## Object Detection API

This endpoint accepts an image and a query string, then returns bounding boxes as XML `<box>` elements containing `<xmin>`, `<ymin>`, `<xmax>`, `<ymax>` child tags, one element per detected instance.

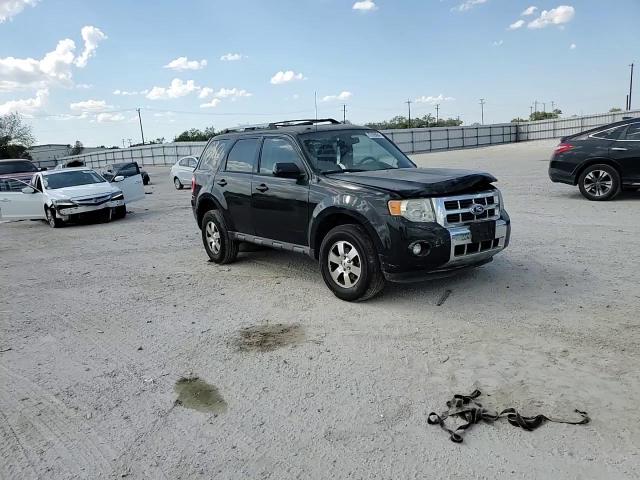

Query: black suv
<box><xmin>192</xmin><ymin>119</ymin><xmax>510</xmax><ymax>301</ymax></box>
<box><xmin>549</xmin><ymin>117</ymin><xmax>640</xmax><ymax>200</ymax></box>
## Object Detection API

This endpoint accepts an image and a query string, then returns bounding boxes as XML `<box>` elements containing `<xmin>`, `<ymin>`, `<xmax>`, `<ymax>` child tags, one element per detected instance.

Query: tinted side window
<box><xmin>591</xmin><ymin>126</ymin><xmax>625</xmax><ymax>140</ymax></box>
<box><xmin>226</xmin><ymin>139</ymin><xmax>259</xmax><ymax>173</ymax></box>
<box><xmin>118</xmin><ymin>163</ymin><xmax>139</xmax><ymax>177</ymax></box>
<box><xmin>260</xmin><ymin>138</ymin><xmax>303</xmax><ymax>175</ymax></box>
<box><xmin>198</xmin><ymin>140</ymin><xmax>230</xmax><ymax>172</ymax></box>
<box><xmin>622</xmin><ymin>123</ymin><xmax>640</xmax><ymax>141</ymax></box>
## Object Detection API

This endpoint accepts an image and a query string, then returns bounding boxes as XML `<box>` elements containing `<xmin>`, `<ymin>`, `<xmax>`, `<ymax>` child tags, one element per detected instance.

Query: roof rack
<box><xmin>269</xmin><ymin>118</ymin><xmax>341</xmax><ymax>128</ymax></box>
<box><xmin>221</xmin><ymin>123</ymin><xmax>274</xmax><ymax>134</ymax></box>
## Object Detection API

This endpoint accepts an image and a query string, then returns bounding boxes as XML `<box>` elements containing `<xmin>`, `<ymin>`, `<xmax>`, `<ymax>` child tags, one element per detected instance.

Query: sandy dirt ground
<box><xmin>1</xmin><ymin>139</ymin><xmax>639</xmax><ymax>479</ymax></box>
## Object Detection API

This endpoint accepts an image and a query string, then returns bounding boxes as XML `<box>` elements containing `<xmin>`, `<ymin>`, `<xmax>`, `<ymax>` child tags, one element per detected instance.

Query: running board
<box><xmin>230</xmin><ymin>232</ymin><xmax>310</xmax><ymax>255</ymax></box>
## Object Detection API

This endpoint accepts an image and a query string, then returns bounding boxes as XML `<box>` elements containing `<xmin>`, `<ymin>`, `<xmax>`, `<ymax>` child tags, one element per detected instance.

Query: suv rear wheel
<box><xmin>201</xmin><ymin>210</ymin><xmax>239</xmax><ymax>264</ymax></box>
<box><xmin>578</xmin><ymin>164</ymin><xmax>620</xmax><ymax>201</ymax></box>
<box><xmin>320</xmin><ymin>224</ymin><xmax>385</xmax><ymax>302</ymax></box>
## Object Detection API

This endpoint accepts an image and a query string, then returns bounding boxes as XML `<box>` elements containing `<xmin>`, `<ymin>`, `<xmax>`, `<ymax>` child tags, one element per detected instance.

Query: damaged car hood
<box><xmin>46</xmin><ymin>182</ymin><xmax>118</xmax><ymax>200</ymax></box>
<box><xmin>325</xmin><ymin>168</ymin><xmax>497</xmax><ymax>197</ymax></box>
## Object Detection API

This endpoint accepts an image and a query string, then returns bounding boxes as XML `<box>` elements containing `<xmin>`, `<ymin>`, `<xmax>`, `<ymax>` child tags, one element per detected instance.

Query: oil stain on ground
<box><xmin>174</xmin><ymin>377</ymin><xmax>227</xmax><ymax>414</ymax></box>
<box><xmin>233</xmin><ymin>323</ymin><xmax>305</xmax><ymax>352</ymax></box>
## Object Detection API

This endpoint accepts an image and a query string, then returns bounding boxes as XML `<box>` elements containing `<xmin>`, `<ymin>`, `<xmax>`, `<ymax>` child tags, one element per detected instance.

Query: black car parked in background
<box><xmin>549</xmin><ymin>117</ymin><xmax>640</xmax><ymax>200</ymax></box>
<box><xmin>102</xmin><ymin>161</ymin><xmax>150</xmax><ymax>185</ymax></box>
<box><xmin>191</xmin><ymin>119</ymin><xmax>510</xmax><ymax>301</ymax></box>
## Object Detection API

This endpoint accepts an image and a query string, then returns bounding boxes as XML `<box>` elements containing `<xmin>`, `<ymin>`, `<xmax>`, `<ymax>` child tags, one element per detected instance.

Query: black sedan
<box><xmin>549</xmin><ymin>117</ymin><xmax>640</xmax><ymax>200</ymax></box>
<box><xmin>102</xmin><ymin>162</ymin><xmax>150</xmax><ymax>185</ymax></box>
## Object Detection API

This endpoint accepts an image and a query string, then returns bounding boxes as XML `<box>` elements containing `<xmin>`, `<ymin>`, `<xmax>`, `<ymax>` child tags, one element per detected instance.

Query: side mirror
<box><xmin>273</xmin><ymin>162</ymin><xmax>304</xmax><ymax>179</ymax></box>
<box><xmin>21</xmin><ymin>186</ymin><xmax>36</xmax><ymax>194</ymax></box>
<box><xmin>113</xmin><ymin>175</ymin><xmax>125</xmax><ymax>182</ymax></box>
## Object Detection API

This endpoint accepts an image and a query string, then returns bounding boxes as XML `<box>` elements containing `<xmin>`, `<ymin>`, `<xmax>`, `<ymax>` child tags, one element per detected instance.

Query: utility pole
<box><xmin>551</xmin><ymin>101</ymin><xmax>556</xmax><ymax>112</ymax></box>
<box><xmin>534</xmin><ymin>100</ymin><xmax>538</xmax><ymax>114</ymax></box>
<box><xmin>529</xmin><ymin>105</ymin><xmax>534</xmax><ymax>117</ymax></box>
<box><xmin>628</xmin><ymin>63</ymin><xmax>634</xmax><ymax>110</ymax></box>
<box><xmin>122</xmin><ymin>139</ymin><xmax>126</xmax><ymax>148</ymax></box>
<box><xmin>542</xmin><ymin>102</ymin><xmax>546</xmax><ymax>113</ymax></box>
<box><xmin>435</xmin><ymin>104</ymin><xmax>440</xmax><ymax>124</ymax></box>
<box><xmin>127</xmin><ymin>138</ymin><xmax>133</xmax><ymax>148</ymax></box>
<box><xmin>342</xmin><ymin>104</ymin><xmax>347</xmax><ymax>123</ymax></box>
<box><xmin>136</xmin><ymin>108</ymin><xmax>145</xmax><ymax>145</ymax></box>
<box><xmin>479</xmin><ymin>98</ymin><xmax>486</xmax><ymax>125</ymax></box>
<box><xmin>405</xmin><ymin>99</ymin><xmax>412</xmax><ymax>128</ymax></box>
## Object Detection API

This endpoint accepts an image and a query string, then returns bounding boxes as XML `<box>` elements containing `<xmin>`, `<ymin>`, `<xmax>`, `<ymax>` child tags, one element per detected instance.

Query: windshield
<box><xmin>0</xmin><ymin>161</ymin><xmax>38</xmax><ymax>175</ymax></box>
<box><xmin>299</xmin><ymin>129</ymin><xmax>415</xmax><ymax>174</ymax></box>
<box><xmin>44</xmin><ymin>170</ymin><xmax>106</xmax><ymax>190</ymax></box>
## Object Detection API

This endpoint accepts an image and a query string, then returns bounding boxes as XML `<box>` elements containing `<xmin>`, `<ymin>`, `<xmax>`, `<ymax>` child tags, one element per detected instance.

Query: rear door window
<box><xmin>197</xmin><ymin>140</ymin><xmax>230</xmax><ymax>172</ymax></box>
<box><xmin>591</xmin><ymin>126</ymin><xmax>626</xmax><ymax>140</ymax></box>
<box><xmin>622</xmin><ymin>123</ymin><xmax>640</xmax><ymax>141</ymax></box>
<box><xmin>225</xmin><ymin>139</ymin><xmax>259</xmax><ymax>173</ymax></box>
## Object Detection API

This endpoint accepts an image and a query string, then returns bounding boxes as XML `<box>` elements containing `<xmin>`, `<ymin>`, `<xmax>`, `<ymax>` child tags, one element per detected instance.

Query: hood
<box><xmin>325</xmin><ymin>168</ymin><xmax>497</xmax><ymax>197</ymax></box>
<box><xmin>46</xmin><ymin>182</ymin><xmax>118</xmax><ymax>200</ymax></box>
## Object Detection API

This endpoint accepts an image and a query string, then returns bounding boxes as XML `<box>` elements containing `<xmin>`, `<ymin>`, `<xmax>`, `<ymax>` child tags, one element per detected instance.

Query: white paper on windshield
<box><xmin>365</xmin><ymin>131</ymin><xmax>384</xmax><ymax>139</ymax></box>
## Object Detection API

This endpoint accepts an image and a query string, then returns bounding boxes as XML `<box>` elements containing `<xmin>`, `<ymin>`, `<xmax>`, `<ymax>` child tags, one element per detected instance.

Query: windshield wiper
<box><xmin>322</xmin><ymin>168</ymin><xmax>366</xmax><ymax>174</ymax></box>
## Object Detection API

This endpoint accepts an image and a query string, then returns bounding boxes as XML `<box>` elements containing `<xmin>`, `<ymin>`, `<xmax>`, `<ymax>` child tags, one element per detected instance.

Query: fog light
<box><xmin>412</xmin><ymin>243</ymin><xmax>423</xmax><ymax>256</ymax></box>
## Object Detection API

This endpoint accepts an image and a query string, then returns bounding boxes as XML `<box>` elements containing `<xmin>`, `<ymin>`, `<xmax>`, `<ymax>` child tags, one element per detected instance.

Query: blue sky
<box><xmin>1</xmin><ymin>0</ymin><xmax>638</xmax><ymax>146</ymax></box>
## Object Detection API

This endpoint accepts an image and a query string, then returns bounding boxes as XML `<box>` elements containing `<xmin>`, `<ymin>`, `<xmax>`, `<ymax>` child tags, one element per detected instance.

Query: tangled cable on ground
<box><xmin>428</xmin><ymin>389</ymin><xmax>590</xmax><ymax>443</ymax></box>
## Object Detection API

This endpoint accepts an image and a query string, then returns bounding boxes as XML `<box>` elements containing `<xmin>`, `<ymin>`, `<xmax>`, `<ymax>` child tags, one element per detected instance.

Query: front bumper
<box><xmin>55</xmin><ymin>199</ymin><xmax>124</xmax><ymax>218</ymax></box>
<box><xmin>381</xmin><ymin>215</ymin><xmax>510</xmax><ymax>283</ymax></box>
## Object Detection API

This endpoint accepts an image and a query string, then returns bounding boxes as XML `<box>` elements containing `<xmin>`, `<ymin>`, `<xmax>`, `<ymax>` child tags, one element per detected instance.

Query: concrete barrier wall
<box><xmin>49</xmin><ymin>109</ymin><xmax>640</xmax><ymax>168</ymax></box>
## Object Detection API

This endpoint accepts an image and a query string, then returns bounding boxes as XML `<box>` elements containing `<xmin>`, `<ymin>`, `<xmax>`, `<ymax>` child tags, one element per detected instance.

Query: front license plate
<box><xmin>470</xmin><ymin>221</ymin><xmax>496</xmax><ymax>243</ymax></box>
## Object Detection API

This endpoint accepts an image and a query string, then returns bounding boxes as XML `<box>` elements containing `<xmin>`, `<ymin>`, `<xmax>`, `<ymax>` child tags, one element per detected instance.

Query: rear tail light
<box><xmin>554</xmin><ymin>143</ymin><xmax>574</xmax><ymax>154</ymax></box>
<box><xmin>191</xmin><ymin>176</ymin><xmax>196</xmax><ymax>192</ymax></box>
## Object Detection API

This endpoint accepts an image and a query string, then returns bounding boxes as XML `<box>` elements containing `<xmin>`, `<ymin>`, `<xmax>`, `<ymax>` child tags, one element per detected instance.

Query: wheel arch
<box><xmin>573</xmin><ymin>158</ymin><xmax>622</xmax><ymax>185</ymax></box>
<box><xmin>195</xmin><ymin>193</ymin><xmax>224</xmax><ymax>229</ymax></box>
<box><xmin>310</xmin><ymin>207</ymin><xmax>385</xmax><ymax>260</ymax></box>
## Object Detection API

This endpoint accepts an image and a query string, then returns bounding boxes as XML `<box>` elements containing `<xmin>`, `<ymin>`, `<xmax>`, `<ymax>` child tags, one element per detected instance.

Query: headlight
<box><xmin>111</xmin><ymin>192</ymin><xmax>124</xmax><ymax>201</ymax></box>
<box><xmin>388</xmin><ymin>199</ymin><xmax>435</xmax><ymax>222</ymax></box>
<box><xmin>52</xmin><ymin>199</ymin><xmax>76</xmax><ymax>208</ymax></box>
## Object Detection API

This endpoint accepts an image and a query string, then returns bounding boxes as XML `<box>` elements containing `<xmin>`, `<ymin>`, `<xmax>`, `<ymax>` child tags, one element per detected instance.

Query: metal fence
<box><xmin>49</xmin><ymin>109</ymin><xmax>640</xmax><ymax>168</ymax></box>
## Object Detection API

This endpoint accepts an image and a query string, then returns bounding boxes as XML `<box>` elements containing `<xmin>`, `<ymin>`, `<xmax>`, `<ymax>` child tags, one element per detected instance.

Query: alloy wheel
<box><xmin>583</xmin><ymin>170</ymin><xmax>613</xmax><ymax>197</ymax></box>
<box><xmin>328</xmin><ymin>240</ymin><xmax>362</xmax><ymax>288</ymax></box>
<box><xmin>205</xmin><ymin>221</ymin><xmax>221</xmax><ymax>254</ymax></box>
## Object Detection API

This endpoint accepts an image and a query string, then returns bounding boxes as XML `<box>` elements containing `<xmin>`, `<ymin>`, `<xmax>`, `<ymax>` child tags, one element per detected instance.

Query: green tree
<box><xmin>0</xmin><ymin>112</ymin><xmax>35</xmax><ymax>159</ymax></box>
<box><xmin>529</xmin><ymin>109</ymin><xmax>562</xmax><ymax>121</ymax></box>
<box><xmin>365</xmin><ymin>115</ymin><xmax>462</xmax><ymax>130</ymax></box>
<box><xmin>511</xmin><ymin>117</ymin><xmax>528</xmax><ymax>123</ymax></box>
<box><xmin>174</xmin><ymin>126</ymin><xmax>217</xmax><ymax>142</ymax></box>
<box><xmin>609</xmin><ymin>107</ymin><xmax>622</xmax><ymax>113</ymax></box>
<box><xmin>70</xmin><ymin>140</ymin><xmax>84</xmax><ymax>155</ymax></box>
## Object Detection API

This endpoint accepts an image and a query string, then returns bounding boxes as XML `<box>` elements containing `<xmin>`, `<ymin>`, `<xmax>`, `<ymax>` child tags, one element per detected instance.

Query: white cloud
<box><xmin>352</xmin><ymin>1</ymin><xmax>377</xmax><ymax>12</ymax></box>
<box><xmin>69</xmin><ymin>99</ymin><xmax>112</xmax><ymax>112</ymax></box>
<box><xmin>113</xmin><ymin>89</ymin><xmax>147</xmax><ymax>96</ymax></box>
<box><xmin>163</xmin><ymin>57</ymin><xmax>207</xmax><ymax>71</ymax></box>
<box><xmin>493</xmin><ymin>40</ymin><xmax>504</xmax><ymax>46</ymax></box>
<box><xmin>270</xmin><ymin>70</ymin><xmax>305</xmax><ymax>85</ymax></box>
<box><xmin>199</xmin><ymin>87</ymin><xmax>214</xmax><ymax>99</ymax></box>
<box><xmin>220</xmin><ymin>53</ymin><xmax>244</xmax><ymax>61</ymax></box>
<box><xmin>528</xmin><ymin>5</ymin><xmax>575</xmax><ymax>29</ymax></box>
<box><xmin>508</xmin><ymin>19</ymin><xmax>525</xmax><ymax>30</ymax></box>
<box><xmin>522</xmin><ymin>6</ymin><xmax>538</xmax><ymax>16</ymax></box>
<box><xmin>214</xmin><ymin>87</ymin><xmax>252</xmax><ymax>99</ymax></box>
<box><xmin>321</xmin><ymin>91</ymin><xmax>353</xmax><ymax>102</ymax></box>
<box><xmin>0</xmin><ymin>0</ymin><xmax>38</xmax><ymax>23</ymax></box>
<box><xmin>96</xmin><ymin>112</ymin><xmax>125</xmax><ymax>123</ymax></box>
<box><xmin>453</xmin><ymin>0</ymin><xmax>487</xmax><ymax>12</ymax></box>
<box><xmin>146</xmin><ymin>78</ymin><xmax>199</xmax><ymax>100</ymax></box>
<box><xmin>200</xmin><ymin>98</ymin><xmax>221</xmax><ymax>108</ymax></box>
<box><xmin>74</xmin><ymin>26</ymin><xmax>107</xmax><ymax>68</ymax></box>
<box><xmin>0</xmin><ymin>88</ymin><xmax>48</xmax><ymax>115</ymax></box>
<box><xmin>570</xmin><ymin>43</ymin><xmax>577</xmax><ymax>50</ymax></box>
<box><xmin>415</xmin><ymin>94</ymin><xmax>455</xmax><ymax>105</ymax></box>
<box><xmin>76</xmin><ymin>83</ymin><xmax>92</xmax><ymax>89</ymax></box>
<box><xmin>0</xmin><ymin>26</ymin><xmax>105</xmax><ymax>92</ymax></box>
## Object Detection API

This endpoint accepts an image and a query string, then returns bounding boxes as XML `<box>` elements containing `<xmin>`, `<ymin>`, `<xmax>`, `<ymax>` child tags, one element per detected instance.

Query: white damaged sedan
<box><xmin>0</xmin><ymin>167</ymin><xmax>144</xmax><ymax>227</ymax></box>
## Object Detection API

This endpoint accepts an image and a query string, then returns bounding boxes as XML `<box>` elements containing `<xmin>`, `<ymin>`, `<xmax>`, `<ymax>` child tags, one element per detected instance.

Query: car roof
<box><xmin>0</xmin><ymin>158</ymin><xmax>35</xmax><ymax>163</ymax></box>
<box><xmin>214</xmin><ymin>122</ymin><xmax>372</xmax><ymax>140</ymax></box>
<box><xmin>42</xmin><ymin>167</ymin><xmax>97</xmax><ymax>176</ymax></box>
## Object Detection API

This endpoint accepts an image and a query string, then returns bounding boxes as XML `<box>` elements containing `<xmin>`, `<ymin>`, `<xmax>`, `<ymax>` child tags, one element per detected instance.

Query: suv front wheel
<box><xmin>201</xmin><ymin>210</ymin><xmax>239</xmax><ymax>264</ymax></box>
<box><xmin>319</xmin><ymin>224</ymin><xmax>385</xmax><ymax>302</ymax></box>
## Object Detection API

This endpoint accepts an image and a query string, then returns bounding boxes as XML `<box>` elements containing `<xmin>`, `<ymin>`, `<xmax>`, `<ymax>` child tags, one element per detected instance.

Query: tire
<box><xmin>99</xmin><ymin>208</ymin><xmax>112</xmax><ymax>223</ymax></box>
<box><xmin>143</xmin><ymin>175</ymin><xmax>150</xmax><ymax>186</ymax></box>
<box><xmin>201</xmin><ymin>210</ymin><xmax>239</xmax><ymax>264</ymax></box>
<box><xmin>45</xmin><ymin>207</ymin><xmax>62</xmax><ymax>228</ymax></box>
<box><xmin>174</xmin><ymin>177</ymin><xmax>183</xmax><ymax>190</ymax></box>
<box><xmin>578</xmin><ymin>164</ymin><xmax>621</xmax><ymax>201</ymax></box>
<box><xmin>114</xmin><ymin>205</ymin><xmax>127</xmax><ymax>219</ymax></box>
<box><xmin>319</xmin><ymin>224</ymin><xmax>385</xmax><ymax>302</ymax></box>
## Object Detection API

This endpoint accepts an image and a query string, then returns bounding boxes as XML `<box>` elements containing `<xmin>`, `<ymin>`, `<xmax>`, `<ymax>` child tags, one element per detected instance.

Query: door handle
<box><xmin>217</xmin><ymin>179</ymin><xmax>227</xmax><ymax>187</ymax></box>
<box><xmin>611</xmin><ymin>147</ymin><xmax>628</xmax><ymax>151</ymax></box>
<box><xmin>255</xmin><ymin>184</ymin><xmax>269</xmax><ymax>193</ymax></box>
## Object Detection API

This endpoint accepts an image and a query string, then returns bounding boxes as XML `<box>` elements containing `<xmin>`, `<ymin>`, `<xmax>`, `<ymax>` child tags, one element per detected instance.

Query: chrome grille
<box><xmin>434</xmin><ymin>191</ymin><xmax>501</xmax><ymax>227</ymax></box>
<box><xmin>74</xmin><ymin>194</ymin><xmax>112</xmax><ymax>206</ymax></box>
